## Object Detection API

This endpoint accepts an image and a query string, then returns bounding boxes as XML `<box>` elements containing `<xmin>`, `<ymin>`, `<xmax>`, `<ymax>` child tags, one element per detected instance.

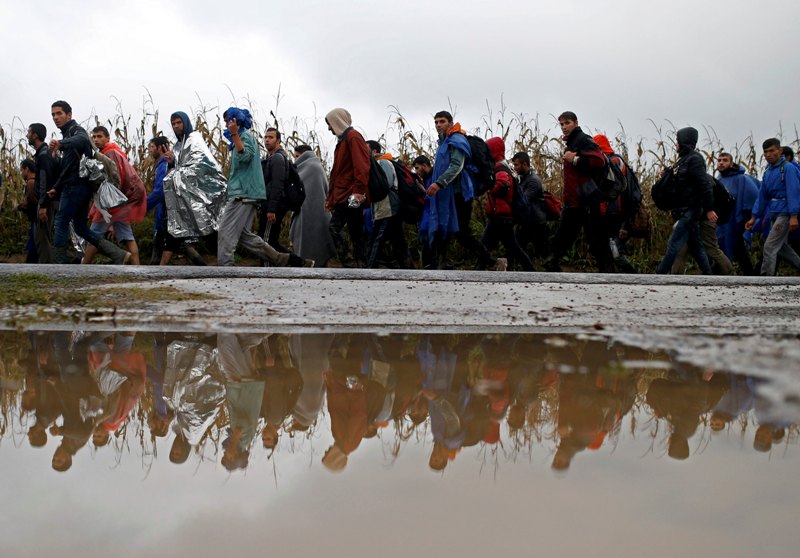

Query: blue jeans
<box><xmin>657</xmin><ymin>208</ymin><xmax>712</xmax><ymax>274</ymax></box>
<box><xmin>53</xmin><ymin>185</ymin><xmax>101</xmax><ymax>250</ymax></box>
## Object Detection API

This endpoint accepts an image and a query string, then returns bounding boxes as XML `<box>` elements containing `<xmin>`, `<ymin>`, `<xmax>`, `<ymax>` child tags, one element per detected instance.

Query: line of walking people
<box><xmin>13</xmin><ymin>101</ymin><xmax>800</xmax><ymax>275</ymax></box>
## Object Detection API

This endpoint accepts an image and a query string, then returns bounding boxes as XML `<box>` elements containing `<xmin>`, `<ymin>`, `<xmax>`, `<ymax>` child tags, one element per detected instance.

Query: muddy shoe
<box><xmin>185</xmin><ymin>245</ymin><xmax>207</xmax><ymax>266</ymax></box>
<box><xmin>493</xmin><ymin>258</ymin><xmax>508</xmax><ymax>272</ymax></box>
<box><xmin>287</xmin><ymin>253</ymin><xmax>314</xmax><ymax>268</ymax></box>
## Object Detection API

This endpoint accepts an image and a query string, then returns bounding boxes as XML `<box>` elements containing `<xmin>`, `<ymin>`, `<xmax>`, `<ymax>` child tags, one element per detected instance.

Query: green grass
<box><xmin>0</xmin><ymin>273</ymin><xmax>215</xmax><ymax>309</ymax></box>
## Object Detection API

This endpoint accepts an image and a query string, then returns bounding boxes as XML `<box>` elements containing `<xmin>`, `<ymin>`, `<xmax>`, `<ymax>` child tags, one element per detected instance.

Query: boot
<box><xmin>97</xmin><ymin>238</ymin><xmax>131</xmax><ymax>265</ymax></box>
<box><xmin>287</xmin><ymin>253</ymin><xmax>315</xmax><ymax>268</ymax></box>
<box><xmin>184</xmin><ymin>245</ymin><xmax>207</xmax><ymax>266</ymax></box>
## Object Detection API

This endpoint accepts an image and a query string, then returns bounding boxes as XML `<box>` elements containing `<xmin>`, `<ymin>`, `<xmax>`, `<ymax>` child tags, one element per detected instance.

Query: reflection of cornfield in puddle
<box><xmin>2</xmin><ymin>94</ymin><xmax>798</xmax><ymax>270</ymax></box>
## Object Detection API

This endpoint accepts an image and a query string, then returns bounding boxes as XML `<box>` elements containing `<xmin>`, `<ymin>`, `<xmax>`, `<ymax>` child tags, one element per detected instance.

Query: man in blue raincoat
<box><xmin>421</xmin><ymin>111</ymin><xmax>504</xmax><ymax>271</ymax></box>
<box><xmin>715</xmin><ymin>152</ymin><xmax>759</xmax><ymax>275</ymax></box>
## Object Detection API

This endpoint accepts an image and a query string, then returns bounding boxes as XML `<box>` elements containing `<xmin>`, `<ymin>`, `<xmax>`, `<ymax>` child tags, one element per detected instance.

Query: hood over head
<box><xmin>486</xmin><ymin>137</ymin><xmax>506</xmax><ymax>163</ymax></box>
<box><xmin>676</xmin><ymin>127</ymin><xmax>699</xmax><ymax>149</ymax></box>
<box><xmin>170</xmin><ymin>111</ymin><xmax>194</xmax><ymax>142</ymax></box>
<box><xmin>592</xmin><ymin>134</ymin><xmax>614</xmax><ymax>155</ymax></box>
<box><xmin>325</xmin><ymin>108</ymin><xmax>352</xmax><ymax>137</ymax></box>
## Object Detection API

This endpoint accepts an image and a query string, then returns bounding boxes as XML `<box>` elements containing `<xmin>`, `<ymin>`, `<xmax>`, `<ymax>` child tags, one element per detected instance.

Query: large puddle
<box><xmin>1</xmin><ymin>330</ymin><xmax>799</xmax><ymax>557</ymax></box>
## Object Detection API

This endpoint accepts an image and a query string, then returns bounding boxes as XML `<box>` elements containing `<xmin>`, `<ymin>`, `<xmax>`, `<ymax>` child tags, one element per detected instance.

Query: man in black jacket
<box><xmin>259</xmin><ymin>127</ymin><xmax>289</xmax><ymax>252</ymax></box>
<box><xmin>655</xmin><ymin>127</ymin><xmax>714</xmax><ymax>274</ymax></box>
<box><xmin>512</xmin><ymin>151</ymin><xmax>550</xmax><ymax>263</ymax></box>
<box><xmin>46</xmin><ymin>100</ymin><xmax>130</xmax><ymax>265</ymax></box>
<box><xmin>28</xmin><ymin>123</ymin><xmax>60</xmax><ymax>263</ymax></box>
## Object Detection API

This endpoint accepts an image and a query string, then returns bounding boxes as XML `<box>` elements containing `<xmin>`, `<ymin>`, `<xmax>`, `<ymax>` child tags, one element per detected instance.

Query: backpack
<box><xmin>543</xmin><ymin>191</ymin><xmax>563</xmax><ymax>221</ymax></box>
<box><xmin>390</xmin><ymin>159</ymin><xmax>426</xmax><ymax>224</ymax></box>
<box><xmin>624</xmin><ymin>163</ymin><xmax>651</xmax><ymax>238</ymax></box>
<box><xmin>368</xmin><ymin>157</ymin><xmax>390</xmax><ymax>203</ymax></box>
<box><xmin>651</xmin><ymin>167</ymin><xmax>681</xmax><ymax>211</ymax></box>
<box><xmin>711</xmin><ymin>176</ymin><xmax>735</xmax><ymax>225</ymax></box>
<box><xmin>496</xmin><ymin>162</ymin><xmax>530</xmax><ymax>224</ymax></box>
<box><xmin>284</xmin><ymin>159</ymin><xmax>306</xmax><ymax>213</ymax></box>
<box><xmin>596</xmin><ymin>154</ymin><xmax>628</xmax><ymax>200</ymax></box>
<box><xmin>466</xmin><ymin>135</ymin><xmax>496</xmax><ymax>197</ymax></box>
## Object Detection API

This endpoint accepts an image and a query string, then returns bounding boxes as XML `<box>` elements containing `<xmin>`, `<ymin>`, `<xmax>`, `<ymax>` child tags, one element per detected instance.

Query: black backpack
<box><xmin>390</xmin><ymin>159</ymin><xmax>426</xmax><ymax>224</ymax></box>
<box><xmin>651</xmin><ymin>167</ymin><xmax>681</xmax><ymax>211</ymax></box>
<box><xmin>368</xmin><ymin>157</ymin><xmax>390</xmax><ymax>203</ymax></box>
<box><xmin>284</xmin><ymin>159</ymin><xmax>306</xmax><ymax>213</ymax></box>
<box><xmin>596</xmin><ymin>154</ymin><xmax>628</xmax><ymax>200</ymax></box>
<box><xmin>466</xmin><ymin>135</ymin><xmax>495</xmax><ymax>197</ymax></box>
<box><xmin>711</xmin><ymin>176</ymin><xmax>735</xmax><ymax>225</ymax></box>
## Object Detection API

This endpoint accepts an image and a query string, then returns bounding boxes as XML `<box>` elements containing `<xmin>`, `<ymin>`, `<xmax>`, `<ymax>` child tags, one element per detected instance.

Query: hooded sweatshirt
<box><xmin>170</xmin><ymin>111</ymin><xmax>194</xmax><ymax>150</ymax></box>
<box><xmin>674</xmin><ymin>127</ymin><xmax>714</xmax><ymax>213</ymax></box>
<box><xmin>325</xmin><ymin>108</ymin><xmax>371</xmax><ymax>207</ymax></box>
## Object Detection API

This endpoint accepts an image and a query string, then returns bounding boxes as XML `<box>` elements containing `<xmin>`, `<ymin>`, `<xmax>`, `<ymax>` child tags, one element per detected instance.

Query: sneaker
<box><xmin>493</xmin><ymin>258</ymin><xmax>508</xmax><ymax>272</ymax></box>
<box><xmin>303</xmin><ymin>258</ymin><xmax>315</xmax><ymax>268</ymax></box>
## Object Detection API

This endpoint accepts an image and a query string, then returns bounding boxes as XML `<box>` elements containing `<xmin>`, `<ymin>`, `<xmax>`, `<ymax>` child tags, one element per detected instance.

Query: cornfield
<box><xmin>1</xmin><ymin>95</ymin><xmax>798</xmax><ymax>272</ymax></box>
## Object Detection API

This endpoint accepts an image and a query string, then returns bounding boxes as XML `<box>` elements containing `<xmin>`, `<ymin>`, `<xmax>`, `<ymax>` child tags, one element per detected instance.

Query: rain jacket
<box><xmin>420</xmin><ymin>124</ymin><xmax>471</xmax><ymax>244</ymax></box>
<box><xmin>90</xmin><ymin>143</ymin><xmax>147</xmax><ymax>223</ymax></box>
<box><xmin>752</xmin><ymin>157</ymin><xmax>800</xmax><ymax>218</ymax></box>
<box><xmin>716</xmin><ymin>165</ymin><xmax>759</xmax><ymax>259</ymax></box>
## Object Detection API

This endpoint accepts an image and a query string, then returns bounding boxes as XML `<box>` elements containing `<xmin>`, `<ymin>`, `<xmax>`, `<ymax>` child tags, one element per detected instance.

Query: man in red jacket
<box><xmin>324</xmin><ymin>108</ymin><xmax>370</xmax><ymax>267</ymax></box>
<box><xmin>545</xmin><ymin>112</ymin><xmax>611</xmax><ymax>272</ymax></box>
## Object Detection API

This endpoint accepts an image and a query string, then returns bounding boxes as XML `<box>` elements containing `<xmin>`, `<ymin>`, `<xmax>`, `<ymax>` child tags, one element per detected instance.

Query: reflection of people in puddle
<box><xmin>417</xmin><ymin>335</ymin><xmax>499</xmax><ymax>471</ymax></box>
<box><xmin>551</xmin><ymin>356</ymin><xmax>639</xmax><ymax>472</ymax></box>
<box><xmin>752</xmin><ymin>378</ymin><xmax>793</xmax><ymax>454</ymax></box>
<box><xmin>257</xmin><ymin>335</ymin><xmax>303</xmax><ymax>451</ymax></box>
<box><xmin>646</xmin><ymin>367</ymin><xmax>727</xmax><ymax>460</ymax></box>
<box><xmin>87</xmin><ymin>332</ymin><xmax>147</xmax><ymax>437</ymax></box>
<box><xmin>710</xmin><ymin>374</ymin><xmax>756</xmax><ymax>432</ymax></box>
<box><xmin>161</xmin><ymin>335</ymin><xmax>225</xmax><ymax>465</ymax></box>
<box><xmin>218</xmin><ymin>334</ymin><xmax>267</xmax><ymax>472</ymax></box>
<box><xmin>322</xmin><ymin>334</ymin><xmax>387</xmax><ymax>472</ymax></box>
<box><xmin>288</xmin><ymin>334</ymin><xmax>332</xmax><ymax>434</ymax></box>
<box><xmin>49</xmin><ymin>332</ymin><xmax>101</xmax><ymax>472</ymax></box>
<box><xmin>22</xmin><ymin>368</ymin><xmax>62</xmax><ymax>450</ymax></box>
<box><xmin>506</xmin><ymin>336</ymin><xmax>556</xmax><ymax>433</ymax></box>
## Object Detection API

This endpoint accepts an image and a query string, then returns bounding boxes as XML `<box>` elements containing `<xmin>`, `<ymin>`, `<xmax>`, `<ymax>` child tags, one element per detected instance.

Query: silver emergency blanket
<box><xmin>163</xmin><ymin>133</ymin><xmax>227</xmax><ymax>238</ymax></box>
<box><xmin>79</xmin><ymin>156</ymin><xmax>106</xmax><ymax>184</ymax></box>
<box><xmin>79</xmin><ymin>156</ymin><xmax>128</xmax><ymax>222</ymax></box>
<box><xmin>163</xmin><ymin>340</ymin><xmax>226</xmax><ymax>446</ymax></box>
<box><xmin>94</xmin><ymin>180</ymin><xmax>128</xmax><ymax>221</ymax></box>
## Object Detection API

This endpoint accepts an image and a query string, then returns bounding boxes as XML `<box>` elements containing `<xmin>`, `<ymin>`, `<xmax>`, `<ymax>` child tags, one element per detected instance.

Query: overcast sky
<box><xmin>2</xmin><ymin>0</ymin><xmax>798</xmax><ymax>160</ymax></box>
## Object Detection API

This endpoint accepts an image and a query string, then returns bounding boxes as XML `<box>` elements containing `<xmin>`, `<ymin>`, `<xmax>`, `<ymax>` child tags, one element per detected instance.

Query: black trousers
<box><xmin>454</xmin><ymin>193</ymin><xmax>494</xmax><ymax>269</ymax></box>
<box><xmin>551</xmin><ymin>205</ymin><xmax>612</xmax><ymax>270</ymax></box>
<box><xmin>482</xmin><ymin>218</ymin><xmax>534</xmax><ymax>271</ymax></box>
<box><xmin>329</xmin><ymin>203</ymin><xmax>365</xmax><ymax>265</ymax></box>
